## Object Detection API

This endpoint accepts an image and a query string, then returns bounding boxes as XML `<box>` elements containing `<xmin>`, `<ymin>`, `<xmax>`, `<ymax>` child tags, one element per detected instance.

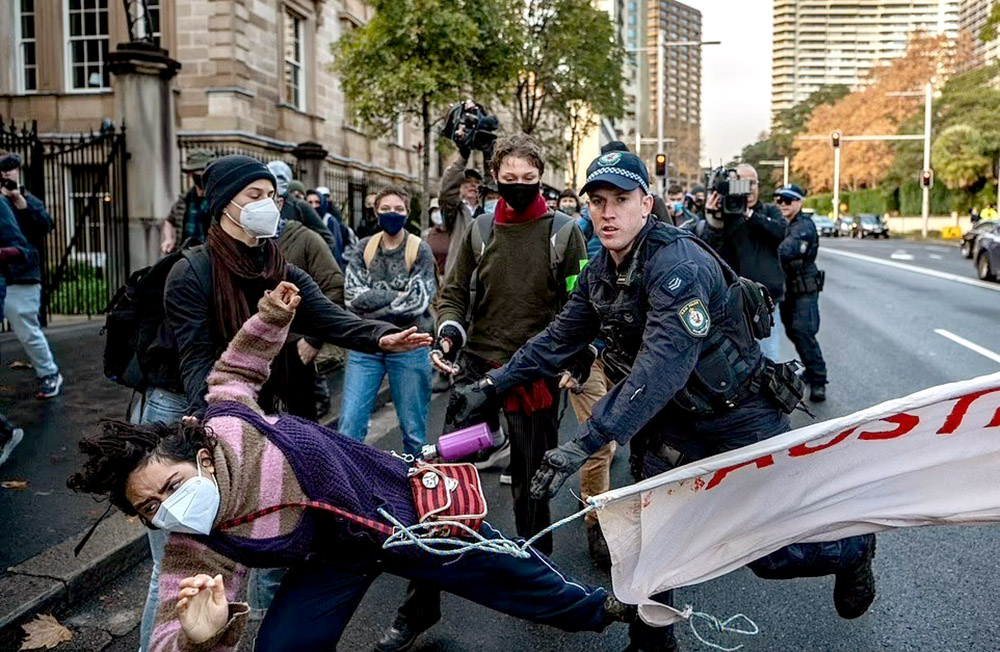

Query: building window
<box><xmin>284</xmin><ymin>11</ymin><xmax>305</xmax><ymax>111</ymax></box>
<box><xmin>147</xmin><ymin>0</ymin><xmax>162</xmax><ymax>45</ymax></box>
<box><xmin>17</xmin><ymin>0</ymin><xmax>37</xmax><ymax>92</ymax></box>
<box><xmin>66</xmin><ymin>0</ymin><xmax>110</xmax><ymax>90</ymax></box>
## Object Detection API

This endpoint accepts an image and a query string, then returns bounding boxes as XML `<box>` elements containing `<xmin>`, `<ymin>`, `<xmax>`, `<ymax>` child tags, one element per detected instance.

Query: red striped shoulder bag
<box><xmin>408</xmin><ymin>460</ymin><xmax>488</xmax><ymax>538</ymax></box>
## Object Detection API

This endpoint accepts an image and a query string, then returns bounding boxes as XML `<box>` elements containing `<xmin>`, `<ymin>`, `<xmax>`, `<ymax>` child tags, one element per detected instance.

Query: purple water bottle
<box><xmin>421</xmin><ymin>423</ymin><xmax>494</xmax><ymax>462</ymax></box>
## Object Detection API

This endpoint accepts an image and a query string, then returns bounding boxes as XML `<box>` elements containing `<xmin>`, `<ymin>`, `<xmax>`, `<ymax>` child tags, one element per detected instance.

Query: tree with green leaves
<box><xmin>332</xmin><ymin>0</ymin><xmax>520</xmax><ymax>227</ymax></box>
<box><xmin>508</xmin><ymin>0</ymin><xmax>626</xmax><ymax>170</ymax></box>
<box><xmin>931</xmin><ymin>124</ymin><xmax>992</xmax><ymax>190</ymax></box>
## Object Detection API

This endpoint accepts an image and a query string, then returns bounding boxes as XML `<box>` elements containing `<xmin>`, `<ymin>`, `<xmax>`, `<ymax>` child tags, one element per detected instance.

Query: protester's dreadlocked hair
<box><xmin>67</xmin><ymin>420</ymin><xmax>217</xmax><ymax>515</ymax></box>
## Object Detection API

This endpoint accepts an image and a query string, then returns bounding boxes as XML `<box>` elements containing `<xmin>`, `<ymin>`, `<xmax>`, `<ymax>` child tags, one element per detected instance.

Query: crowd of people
<box><xmin>0</xmin><ymin>125</ymin><xmax>859</xmax><ymax>652</ymax></box>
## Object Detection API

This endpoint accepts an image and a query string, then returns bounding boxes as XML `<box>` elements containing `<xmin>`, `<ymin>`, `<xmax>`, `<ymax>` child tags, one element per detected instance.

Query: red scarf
<box><xmin>494</xmin><ymin>194</ymin><xmax>548</xmax><ymax>224</ymax></box>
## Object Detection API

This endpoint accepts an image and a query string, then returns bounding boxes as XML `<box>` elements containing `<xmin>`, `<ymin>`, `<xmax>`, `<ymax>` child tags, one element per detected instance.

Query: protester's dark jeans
<box><xmin>780</xmin><ymin>291</ymin><xmax>827</xmax><ymax>386</ymax></box>
<box><xmin>631</xmin><ymin>395</ymin><xmax>874</xmax><ymax>645</ymax></box>
<box><xmin>253</xmin><ymin>523</ymin><xmax>609</xmax><ymax>651</ymax></box>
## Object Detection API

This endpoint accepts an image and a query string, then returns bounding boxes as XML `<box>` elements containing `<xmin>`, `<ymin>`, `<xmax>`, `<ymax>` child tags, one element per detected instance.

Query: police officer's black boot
<box><xmin>809</xmin><ymin>384</ymin><xmax>826</xmax><ymax>403</ymax></box>
<box><xmin>833</xmin><ymin>537</ymin><xmax>876</xmax><ymax>619</ymax></box>
<box><xmin>587</xmin><ymin>521</ymin><xmax>612</xmax><ymax>571</ymax></box>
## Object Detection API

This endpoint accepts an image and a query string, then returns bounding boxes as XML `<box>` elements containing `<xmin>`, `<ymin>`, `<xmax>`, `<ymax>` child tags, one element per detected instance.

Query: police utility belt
<box><xmin>787</xmin><ymin>269</ymin><xmax>825</xmax><ymax>296</ymax></box>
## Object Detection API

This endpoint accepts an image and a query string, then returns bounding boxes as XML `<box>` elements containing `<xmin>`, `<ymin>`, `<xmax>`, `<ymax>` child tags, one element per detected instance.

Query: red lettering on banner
<box><xmin>788</xmin><ymin>428</ymin><xmax>857</xmax><ymax>457</ymax></box>
<box><xmin>989</xmin><ymin>407</ymin><xmax>1000</xmax><ymax>429</ymax></box>
<box><xmin>705</xmin><ymin>455</ymin><xmax>774</xmax><ymax>490</ymax></box>
<box><xmin>937</xmin><ymin>389</ymin><xmax>1000</xmax><ymax>435</ymax></box>
<box><xmin>858</xmin><ymin>413</ymin><xmax>920</xmax><ymax>440</ymax></box>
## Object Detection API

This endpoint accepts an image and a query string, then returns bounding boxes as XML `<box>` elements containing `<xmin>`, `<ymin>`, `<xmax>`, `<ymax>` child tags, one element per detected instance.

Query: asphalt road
<box><xmin>17</xmin><ymin>234</ymin><xmax>1000</xmax><ymax>651</ymax></box>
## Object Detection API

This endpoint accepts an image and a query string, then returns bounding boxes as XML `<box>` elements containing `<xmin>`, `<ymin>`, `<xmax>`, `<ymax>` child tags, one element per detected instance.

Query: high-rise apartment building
<box><xmin>958</xmin><ymin>0</ymin><xmax>1000</xmax><ymax>66</ymax></box>
<box><xmin>645</xmin><ymin>0</ymin><xmax>702</xmax><ymax>188</ymax></box>
<box><xmin>772</xmin><ymin>1</ymin><xmax>959</xmax><ymax>117</ymax></box>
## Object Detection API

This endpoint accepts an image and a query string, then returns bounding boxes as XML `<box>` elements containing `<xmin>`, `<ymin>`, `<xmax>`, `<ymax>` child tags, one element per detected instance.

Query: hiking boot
<box><xmin>374</xmin><ymin>614</ymin><xmax>439</xmax><ymax>652</ymax></box>
<box><xmin>604</xmin><ymin>594</ymin><xmax>637</xmax><ymax>625</ymax></box>
<box><xmin>0</xmin><ymin>427</ymin><xmax>24</xmax><ymax>467</ymax></box>
<box><xmin>809</xmin><ymin>384</ymin><xmax>826</xmax><ymax>403</ymax></box>
<box><xmin>834</xmin><ymin>538</ymin><xmax>876</xmax><ymax>619</ymax></box>
<box><xmin>588</xmin><ymin>522</ymin><xmax>612</xmax><ymax>571</ymax></box>
<box><xmin>499</xmin><ymin>464</ymin><xmax>512</xmax><ymax>486</ymax></box>
<box><xmin>37</xmin><ymin>373</ymin><xmax>64</xmax><ymax>399</ymax></box>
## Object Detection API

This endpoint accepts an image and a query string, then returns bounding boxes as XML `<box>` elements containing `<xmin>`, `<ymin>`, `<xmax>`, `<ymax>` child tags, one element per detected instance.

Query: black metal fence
<box><xmin>0</xmin><ymin>119</ymin><xmax>129</xmax><ymax>318</ymax></box>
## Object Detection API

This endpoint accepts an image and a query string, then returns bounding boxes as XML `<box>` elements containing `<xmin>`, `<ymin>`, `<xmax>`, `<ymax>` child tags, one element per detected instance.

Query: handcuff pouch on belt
<box><xmin>788</xmin><ymin>269</ymin><xmax>825</xmax><ymax>296</ymax></box>
<box><xmin>408</xmin><ymin>461</ymin><xmax>487</xmax><ymax>538</ymax></box>
<box><xmin>758</xmin><ymin>359</ymin><xmax>805</xmax><ymax>413</ymax></box>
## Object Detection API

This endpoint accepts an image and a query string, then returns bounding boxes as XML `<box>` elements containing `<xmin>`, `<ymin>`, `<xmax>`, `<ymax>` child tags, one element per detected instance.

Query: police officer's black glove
<box><xmin>448</xmin><ymin>376</ymin><xmax>497</xmax><ymax>424</ymax></box>
<box><xmin>560</xmin><ymin>344</ymin><xmax>598</xmax><ymax>392</ymax></box>
<box><xmin>530</xmin><ymin>440</ymin><xmax>593</xmax><ymax>500</ymax></box>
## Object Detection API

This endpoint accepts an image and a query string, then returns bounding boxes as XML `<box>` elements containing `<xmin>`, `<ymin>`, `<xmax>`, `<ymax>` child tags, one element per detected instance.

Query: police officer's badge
<box><xmin>598</xmin><ymin>152</ymin><xmax>622</xmax><ymax>166</ymax></box>
<box><xmin>678</xmin><ymin>299</ymin><xmax>710</xmax><ymax>337</ymax></box>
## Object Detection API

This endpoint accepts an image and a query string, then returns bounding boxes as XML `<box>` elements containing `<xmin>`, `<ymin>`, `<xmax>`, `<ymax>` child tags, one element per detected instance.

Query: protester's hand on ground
<box><xmin>530</xmin><ymin>440</ymin><xmax>592</xmax><ymax>500</ymax></box>
<box><xmin>297</xmin><ymin>339</ymin><xmax>319</xmax><ymax>365</ymax></box>
<box><xmin>379</xmin><ymin>327</ymin><xmax>433</xmax><ymax>353</ymax></box>
<box><xmin>266</xmin><ymin>281</ymin><xmax>301</xmax><ymax>313</ymax></box>
<box><xmin>176</xmin><ymin>573</ymin><xmax>229</xmax><ymax>644</ymax></box>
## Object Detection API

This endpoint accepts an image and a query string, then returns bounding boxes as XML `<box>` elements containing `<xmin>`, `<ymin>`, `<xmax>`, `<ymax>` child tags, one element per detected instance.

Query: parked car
<box><xmin>853</xmin><ymin>213</ymin><xmax>889</xmax><ymax>238</ymax></box>
<box><xmin>973</xmin><ymin>222</ymin><xmax>1000</xmax><ymax>282</ymax></box>
<box><xmin>835</xmin><ymin>216</ymin><xmax>855</xmax><ymax>237</ymax></box>
<box><xmin>813</xmin><ymin>215</ymin><xmax>837</xmax><ymax>237</ymax></box>
<box><xmin>960</xmin><ymin>220</ymin><xmax>997</xmax><ymax>258</ymax></box>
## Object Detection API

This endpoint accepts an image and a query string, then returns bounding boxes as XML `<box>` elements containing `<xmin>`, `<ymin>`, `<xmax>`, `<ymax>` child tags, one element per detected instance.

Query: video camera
<box><xmin>442</xmin><ymin>100</ymin><xmax>499</xmax><ymax>152</ymax></box>
<box><xmin>706</xmin><ymin>166</ymin><xmax>753</xmax><ymax>218</ymax></box>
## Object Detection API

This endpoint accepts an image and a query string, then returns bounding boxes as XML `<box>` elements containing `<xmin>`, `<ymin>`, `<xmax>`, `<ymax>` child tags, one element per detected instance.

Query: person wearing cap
<box><xmin>775</xmin><ymin>185</ymin><xmax>827</xmax><ymax>402</ymax></box>
<box><xmin>447</xmin><ymin>150</ymin><xmax>877</xmax><ymax>652</ymax></box>
<box><xmin>0</xmin><ymin>151</ymin><xmax>63</xmax><ymax>399</ymax></box>
<box><xmin>146</xmin><ymin>155</ymin><xmax>431</xmax><ymax>647</ymax></box>
<box><xmin>473</xmin><ymin>179</ymin><xmax>501</xmax><ymax>218</ymax></box>
<box><xmin>437</xmin><ymin>151</ymin><xmax>483</xmax><ymax>277</ymax></box>
<box><xmin>162</xmin><ymin>149</ymin><xmax>216</xmax><ymax>254</ymax></box>
<box><xmin>306</xmin><ymin>186</ymin><xmax>357</xmax><ymax>270</ymax></box>
<box><xmin>265</xmin><ymin>160</ymin><xmax>339</xmax><ymax>256</ymax></box>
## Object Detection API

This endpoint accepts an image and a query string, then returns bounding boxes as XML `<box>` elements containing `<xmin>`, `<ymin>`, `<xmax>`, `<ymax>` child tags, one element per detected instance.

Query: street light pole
<box><xmin>783</xmin><ymin>156</ymin><xmax>790</xmax><ymax>187</ymax></box>
<box><xmin>921</xmin><ymin>82</ymin><xmax>932</xmax><ymax>237</ymax></box>
<box><xmin>833</xmin><ymin>145</ymin><xmax>841</xmax><ymax>220</ymax></box>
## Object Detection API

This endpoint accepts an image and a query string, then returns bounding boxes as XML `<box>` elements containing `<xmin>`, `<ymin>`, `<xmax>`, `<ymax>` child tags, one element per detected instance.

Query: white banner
<box><xmin>592</xmin><ymin>372</ymin><xmax>1000</xmax><ymax>626</ymax></box>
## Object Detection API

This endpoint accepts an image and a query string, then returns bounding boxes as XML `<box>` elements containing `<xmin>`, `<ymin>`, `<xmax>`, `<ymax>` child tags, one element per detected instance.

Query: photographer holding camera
<box><xmin>694</xmin><ymin>163</ymin><xmax>786</xmax><ymax>361</ymax></box>
<box><xmin>0</xmin><ymin>152</ymin><xmax>63</xmax><ymax>399</ymax></box>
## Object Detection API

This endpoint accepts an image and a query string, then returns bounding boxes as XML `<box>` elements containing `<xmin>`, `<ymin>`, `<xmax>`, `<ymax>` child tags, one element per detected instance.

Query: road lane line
<box><xmin>929</xmin><ymin>254</ymin><xmax>943</xmax><ymax>260</ymax></box>
<box><xmin>934</xmin><ymin>329</ymin><xmax>1000</xmax><ymax>365</ymax></box>
<box><xmin>890</xmin><ymin>249</ymin><xmax>914</xmax><ymax>260</ymax></box>
<box><xmin>821</xmin><ymin>247</ymin><xmax>1000</xmax><ymax>293</ymax></box>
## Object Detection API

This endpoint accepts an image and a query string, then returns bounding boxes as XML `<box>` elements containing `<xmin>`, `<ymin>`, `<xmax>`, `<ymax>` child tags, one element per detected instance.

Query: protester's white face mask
<box><xmin>150</xmin><ymin>463</ymin><xmax>221</xmax><ymax>535</ymax></box>
<box><xmin>430</xmin><ymin>209</ymin><xmax>443</xmax><ymax>226</ymax></box>
<box><xmin>225</xmin><ymin>198</ymin><xmax>281</xmax><ymax>239</ymax></box>
<box><xmin>484</xmin><ymin>199</ymin><xmax>499</xmax><ymax>215</ymax></box>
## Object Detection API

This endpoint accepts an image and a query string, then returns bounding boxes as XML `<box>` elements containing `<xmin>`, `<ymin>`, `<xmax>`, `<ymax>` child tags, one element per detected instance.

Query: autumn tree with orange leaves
<box><xmin>793</xmin><ymin>33</ymin><xmax>971</xmax><ymax>193</ymax></box>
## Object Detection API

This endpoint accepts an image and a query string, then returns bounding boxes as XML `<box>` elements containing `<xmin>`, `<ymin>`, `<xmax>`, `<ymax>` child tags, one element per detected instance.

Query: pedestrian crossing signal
<box><xmin>655</xmin><ymin>153</ymin><xmax>666</xmax><ymax>177</ymax></box>
<box><xmin>920</xmin><ymin>169</ymin><xmax>933</xmax><ymax>188</ymax></box>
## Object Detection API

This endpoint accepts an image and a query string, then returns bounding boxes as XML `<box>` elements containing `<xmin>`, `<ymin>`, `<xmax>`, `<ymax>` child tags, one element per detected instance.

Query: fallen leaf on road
<box><xmin>19</xmin><ymin>614</ymin><xmax>72</xmax><ymax>649</ymax></box>
<box><xmin>2</xmin><ymin>480</ymin><xmax>29</xmax><ymax>490</ymax></box>
<box><xmin>8</xmin><ymin>360</ymin><xmax>33</xmax><ymax>370</ymax></box>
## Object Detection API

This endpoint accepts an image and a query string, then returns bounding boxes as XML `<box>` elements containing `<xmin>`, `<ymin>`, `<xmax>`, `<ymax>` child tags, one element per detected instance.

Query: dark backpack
<box><xmin>102</xmin><ymin>246</ymin><xmax>210</xmax><ymax>391</ymax></box>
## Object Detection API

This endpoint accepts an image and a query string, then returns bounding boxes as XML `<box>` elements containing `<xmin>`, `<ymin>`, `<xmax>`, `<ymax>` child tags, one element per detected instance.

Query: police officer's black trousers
<box><xmin>629</xmin><ymin>396</ymin><xmax>873</xmax><ymax>648</ymax></box>
<box><xmin>779</xmin><ymin>291</ymin><xmax>827</xmax><ymax>386</ymax></box>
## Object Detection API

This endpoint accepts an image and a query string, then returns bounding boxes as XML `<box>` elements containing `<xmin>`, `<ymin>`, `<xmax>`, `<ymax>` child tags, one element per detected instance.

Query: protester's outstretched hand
<box><xmin>530</xmin><ymin>440</ymin><xmax>593</xmax><ymax>500</ymax></box>
<box><xmin>380</xmin><ymin>326</ymin><xmax>433</xmax><ymax>353</ymax></box>
<box><xmin>176</xmin><ymin>573</ymin><xmax>229</xmax><ymax>644</ymax></box>
<box><xmin>266</xmin><ymin>281</ymin><xmax>301</xmax><ymax>313</ymax></box>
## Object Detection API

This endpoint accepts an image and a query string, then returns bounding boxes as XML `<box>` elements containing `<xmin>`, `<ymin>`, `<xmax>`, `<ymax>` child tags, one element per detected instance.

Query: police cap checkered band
<box><xmin>580</xmin><ymin>151</ymin><xmax>651</xmax><ymax>196</ymax></box>
<box><xmin>775</xmin><ymin>185</ymin><xmax>806</xmax><ymax>201</ymax></box>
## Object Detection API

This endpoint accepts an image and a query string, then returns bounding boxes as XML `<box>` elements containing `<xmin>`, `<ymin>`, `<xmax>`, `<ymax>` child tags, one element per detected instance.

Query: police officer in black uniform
<box><xmin>775</xmin><ymin>185</ymin><xmax>827</xmax><ymax>402</ymax></box>
<box><xmin>451</xmin><ymin>153</ymin><xmax>876</xmax><ymax>652</ymax></box>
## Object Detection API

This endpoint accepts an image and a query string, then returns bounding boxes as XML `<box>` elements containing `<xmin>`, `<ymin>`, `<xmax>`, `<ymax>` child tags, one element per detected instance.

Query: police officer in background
<box><xmin>775</xmin><ymin>185</ymin><xmax>827</xmax><ymax>402</ymax></box>
<box><xmin>450</xmin><ymin>152</ymin><xmax>876</xmax><ymax>652</ymax></box>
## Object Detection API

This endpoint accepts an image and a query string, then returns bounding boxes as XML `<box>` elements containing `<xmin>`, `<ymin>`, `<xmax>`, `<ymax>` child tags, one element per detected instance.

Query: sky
<box><xmin>682</xmin><ymin>0</ymin><xmax>774</xmax><ymax>166</ymax></box>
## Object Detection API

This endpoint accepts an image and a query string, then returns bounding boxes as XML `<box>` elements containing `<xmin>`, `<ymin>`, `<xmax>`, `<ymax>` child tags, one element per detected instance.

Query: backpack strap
<box><xmin>469</xmin><ymin>213</ymin><xmax>494</xmax><ymax>267</ymax></box>
<box><xmin>218</xmin><ymin>500</ymin><xmax>394</xmax><ymax>537</ymax></box>
<box><xmin>548</xmin><ymin>211</ymin><xmax>579</xmax><ymax>292</ymax></box>
<box><xmin>180</xmin><ymin>245</ymin><xmax>211</xmax><ymax>296</ymax></box>
<box><xmin>404</xmin><ymin>233</ymin><xmax>421</xmax><ymax>272</ymax></box>
<box><xmin>363</xmin><ymin>233</ymin><xmax>384</xmax><ymax>269</ymax></box>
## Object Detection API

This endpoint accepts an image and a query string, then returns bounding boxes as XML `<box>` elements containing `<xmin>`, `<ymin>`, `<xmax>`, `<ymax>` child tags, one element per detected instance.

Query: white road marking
<box><xmin>929</xmin><ymin>254</ymin><xmax>943</xmax><ymax>260</ymax></box>
<box><xmin>890</xmin><ymin>249</ymin><xmax>915</xmax><ymax>260</ymax></box>
<box><xmin>821</xmin><ymin>247</ymin><xmax>1000</xmax><ymax>293</ymax></box>
<box><xmin>934</xmin><ymin>329</ymin><xmax>1000</xmax><ymax>365</ymax></box>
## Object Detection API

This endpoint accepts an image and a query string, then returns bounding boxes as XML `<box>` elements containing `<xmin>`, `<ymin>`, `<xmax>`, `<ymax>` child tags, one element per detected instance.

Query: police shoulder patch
<box><xmin>678</xmin><ymin>299</ymin><xmax>710</xmax><ymax>338</ymax></box>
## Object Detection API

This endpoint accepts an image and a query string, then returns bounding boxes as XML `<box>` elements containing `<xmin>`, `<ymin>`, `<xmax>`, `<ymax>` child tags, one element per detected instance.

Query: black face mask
<box><xmin>497</xmin><ymin>182</ymin><xmax>540</xmax><ymax>213</ymax></box>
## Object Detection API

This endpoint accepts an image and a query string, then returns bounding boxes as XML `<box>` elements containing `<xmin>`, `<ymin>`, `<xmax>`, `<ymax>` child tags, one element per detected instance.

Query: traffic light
<box><xmin>920</xmin><ymin>169</ymin><xmax>933</xmax><ymax>188</ymax></box>
<box><xmin>655</xmin><ymin>153</ymin><xmax>666</xmax><ymax>177</ymax></box>
<box><xmin>831</xmin><ymin>131</ymin><xmax>842</xmax><ymax>148</ymax></box>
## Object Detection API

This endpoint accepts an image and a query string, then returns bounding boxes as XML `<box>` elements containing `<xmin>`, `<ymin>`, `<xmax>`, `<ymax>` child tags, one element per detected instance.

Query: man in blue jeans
<box><xmin>0</xmin><ymin>152</ymin><xmax>63</xmax><ymax>398</ymax></box>
<box><xmin>341</xmin><ymin>186</ymin><xmax>437</xmax><ymax>455</ymax></box>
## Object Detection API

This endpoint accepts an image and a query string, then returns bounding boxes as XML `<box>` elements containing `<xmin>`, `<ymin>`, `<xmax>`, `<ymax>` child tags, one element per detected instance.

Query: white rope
<box><xmin>686</xmin><ymin>608</ymin><xmax>760</xmax><ymax>652</ymax></box>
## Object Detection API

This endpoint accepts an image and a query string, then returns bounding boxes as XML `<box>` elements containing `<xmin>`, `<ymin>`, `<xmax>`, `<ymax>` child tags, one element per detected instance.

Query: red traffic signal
<box><xmin>655</xmin><ymin>153</ymin><xmax>667</xmax><ymax>177</ymax></box>
<box><xmin>920</xmin><ymin>169</ymin><xmax>933</xmax><ymax>188</ymax></box>
<box><xmin>831</xmin><ymin>131</ymin><xmax>842</xmax><ymax>148</ymax></box>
